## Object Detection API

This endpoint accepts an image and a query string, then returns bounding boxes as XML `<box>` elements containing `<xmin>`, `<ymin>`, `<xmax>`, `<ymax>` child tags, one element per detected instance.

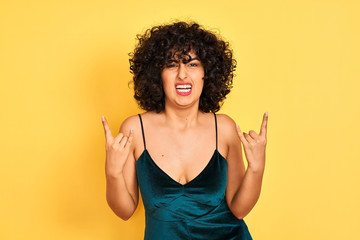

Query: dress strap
<box><xmin>213</xmin><ymin>112</ymin><xmax>218</xmax><ymax>150</ymax></box>
<box><xmin>138</xmin><ymin>114</ymin><xmax>146</xmax><ymax>150</ymax></box>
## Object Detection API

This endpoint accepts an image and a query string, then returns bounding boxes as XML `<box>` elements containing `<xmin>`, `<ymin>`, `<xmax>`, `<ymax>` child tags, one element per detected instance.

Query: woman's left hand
<box><xmin>236</xmin><ymin>112</ymin><xmax>268</xmax><ymax>173</ymax></box>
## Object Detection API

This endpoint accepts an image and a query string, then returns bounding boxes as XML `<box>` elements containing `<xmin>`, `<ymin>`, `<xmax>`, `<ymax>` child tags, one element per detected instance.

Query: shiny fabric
<box><xmin>136</xmin><ymin>114</ymin><xmax>253</xmax><ymax>240</ymax></box>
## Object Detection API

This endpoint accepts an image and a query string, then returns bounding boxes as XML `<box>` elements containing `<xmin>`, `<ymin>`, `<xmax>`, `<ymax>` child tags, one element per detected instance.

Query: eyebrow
<box><xmin>167</xmin><ymin>57</ymin><xmax>201</xmax><ymax>63</ymax></box>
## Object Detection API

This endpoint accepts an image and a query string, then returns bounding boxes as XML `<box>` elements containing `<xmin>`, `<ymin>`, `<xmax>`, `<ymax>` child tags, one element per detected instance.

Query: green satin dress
<box><xmin>136</xmin><ymin>113</ymin><xmax>253</xmax><ymax>240</ymax></box>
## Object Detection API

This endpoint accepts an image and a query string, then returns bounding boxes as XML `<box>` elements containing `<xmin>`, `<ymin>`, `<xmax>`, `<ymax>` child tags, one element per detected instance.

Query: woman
<box><xmin>102</xmin><ymin>21</ymin><xmax>268</xmax><ymax>239</ymax></box>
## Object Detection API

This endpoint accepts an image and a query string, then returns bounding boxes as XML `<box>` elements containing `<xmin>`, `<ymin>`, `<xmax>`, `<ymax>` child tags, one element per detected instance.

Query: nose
<box><xmin>177</xmin><ymin>63</ymin><xmax>188</xmax><ymax>80</ymax></box>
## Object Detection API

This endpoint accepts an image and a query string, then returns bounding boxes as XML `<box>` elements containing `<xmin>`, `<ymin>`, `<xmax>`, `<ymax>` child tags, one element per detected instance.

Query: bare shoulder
<box><xmin>215</xmin><ymin>113</ymin><xmax>241</xmax><ymax>154</ymax></box>
<box><xmin>119</xmin><ymin>114</ymin><xmax>145</xmax><ymax>155</ymax></box>
<box><xmin>119</xmin><ymin>114</ymin><xmax>142</xmax><ymax>134</ymax></box>
<box><xmin>216</xmin><ymin>113</ymin><xmax>238</xmax><ymax>134</ymax></box>
<box><xmin>120</xmin><ymin>111</ymin><xmax>161</xmax><ymax>133</ymax></box>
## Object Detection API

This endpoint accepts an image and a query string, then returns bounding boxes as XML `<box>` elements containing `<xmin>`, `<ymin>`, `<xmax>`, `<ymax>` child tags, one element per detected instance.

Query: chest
<box><xmin>138</xmin><ymin>127</ymin><xmax>218</xmax><ymax>185</ymax></box>
<box><xmin>135</xmin><ymin>148</ymin><xmax>228</xmax><ymax>210</ymax></box>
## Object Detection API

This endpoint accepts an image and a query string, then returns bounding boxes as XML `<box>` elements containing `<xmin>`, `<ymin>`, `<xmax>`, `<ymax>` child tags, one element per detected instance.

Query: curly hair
<box><xmin>129</xmin><ymin>21</ymin><xmax>236</xmax><ymax>113</ymax></box>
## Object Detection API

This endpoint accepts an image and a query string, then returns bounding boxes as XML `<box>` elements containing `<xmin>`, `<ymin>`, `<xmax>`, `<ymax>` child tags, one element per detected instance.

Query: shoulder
<box><xmin>215</xmin><ymin>113</ymin><xmax>237</xmax><ymax>133</ymax></box>
<box><xmin>119</xmin><ymin>114</ymin><xmax>142</xmax><ymax>134</ymax></box>
<box><xmin>215</xmin><ymin>113</ymin><xmax>241</xmax><ymax>150</ymax></box>
<box><xmin>119</xmin><ymin>112</ymin><xmax>159</xmax><ymax>137</ymax></box>
<box><xmin>119</xmin><ymin>114</ymin><xmax>144</xmax><ymax>150</ymax></box>
<box><xmin>120</xmin><ymin>111</ymin><xmax>160</xmax><ymax>133</ymax></box>
<box><xmin>119</xmin><ymin>112</ymin><xmax>153</xmax><ymax>155</ymax></box>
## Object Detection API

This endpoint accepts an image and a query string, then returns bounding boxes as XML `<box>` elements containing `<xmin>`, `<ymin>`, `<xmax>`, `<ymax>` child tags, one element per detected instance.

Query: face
<box><xmin>161</xmin><ymin>50</ymin><xmax>205</xmax><ymax>109</ymax></box>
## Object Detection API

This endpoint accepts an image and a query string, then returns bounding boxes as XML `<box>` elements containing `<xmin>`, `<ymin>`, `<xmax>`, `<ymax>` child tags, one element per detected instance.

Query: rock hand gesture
<box><xmin>236</xmin><ymin>112</ymin><xmax>268</xmax><ymax>173</ymax></box>
<box><xmin>102</xmin><ymin>116</ymin><xmax>134</xmax><ymax>178</ymax></box>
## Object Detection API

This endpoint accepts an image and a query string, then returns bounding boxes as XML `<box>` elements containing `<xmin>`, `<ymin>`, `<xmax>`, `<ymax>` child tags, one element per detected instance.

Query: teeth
<box><xmin>177</xmin><ymin>89</ymin><xmax>191</xmax><ymax>93</ymax></box>
<box><xmin>176</xmin><ymin>84</ymin><xmax>192</xmax><ymax>89</ymax></box>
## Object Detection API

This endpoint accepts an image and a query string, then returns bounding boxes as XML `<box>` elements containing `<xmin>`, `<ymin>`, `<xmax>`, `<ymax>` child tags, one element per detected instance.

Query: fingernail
<box><xmin>130</xmin><ymin>128</ymin><xmax>134</xmax><ymax>133</ymax></box>
<box><xmin>265</xmin><ymin>112</ymin><xmax>268</xmax><ymax>116</ymax></box>
<box><xmin>101</xmin><ymin>116</ymin><xmax>104</xmax><ymax>122</ymax></box>
<box><xmin>236</xmin><ymin>124</ymin><xmax>239</xmax><ymax>129</ymax></box>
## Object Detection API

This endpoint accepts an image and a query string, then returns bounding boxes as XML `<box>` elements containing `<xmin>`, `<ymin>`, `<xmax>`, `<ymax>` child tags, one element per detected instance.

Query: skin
<box><xmin>102</xmin><ymin>50</ymin><xmax>268</xmax><ymax>221</ymax></box>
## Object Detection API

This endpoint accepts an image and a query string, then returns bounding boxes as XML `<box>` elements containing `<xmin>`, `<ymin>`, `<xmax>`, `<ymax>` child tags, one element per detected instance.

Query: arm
<box><xmin>102</xmin><ymin>115</ymin><xmax>140</xmax><ymax>220</ymax></box>
<box><xmin>222</xmin><ymin>113</ymin><xmax>268</xmax><ymax>219</ymax></box>
<box><xmin>106</xmin><ymin>167</ymin><xmax>137</xmax><ymax>220</ymax></box>
<box><xmin>229</xmin><ymin>163</ymin><xmax>264</xmax><ymax>219</ymax></box>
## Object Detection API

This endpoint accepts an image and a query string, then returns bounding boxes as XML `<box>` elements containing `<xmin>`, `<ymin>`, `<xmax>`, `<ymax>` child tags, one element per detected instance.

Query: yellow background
<box><xmin>1</xmin><ymin>0</ymin><xmax>359</xmax><ymax>239</ymax></box>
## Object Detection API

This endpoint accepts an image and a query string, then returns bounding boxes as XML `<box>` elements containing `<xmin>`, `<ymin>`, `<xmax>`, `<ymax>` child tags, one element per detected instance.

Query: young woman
<box><xmin>102</xmin><ymin>21</ymin><xmax>268</xmax><ymax>239</ymax></box>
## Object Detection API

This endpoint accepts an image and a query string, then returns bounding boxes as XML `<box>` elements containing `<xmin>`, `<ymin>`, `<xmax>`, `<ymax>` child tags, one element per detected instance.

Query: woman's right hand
<box><xmin>102</xmin><ymin>116</ymin><xmax>134</xmax><ymax>178</ymax></box>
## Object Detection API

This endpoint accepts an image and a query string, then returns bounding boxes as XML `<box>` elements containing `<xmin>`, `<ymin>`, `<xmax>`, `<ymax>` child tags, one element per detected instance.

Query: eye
<box><xmin>166</xmin><ymin>64</ymin><xmax>177</xmax><ymax>68</ymax></box>
<box><xmin>189</xmin><ymin>63</ymin><xmax>198</xmax><ymax>67</ymax></box>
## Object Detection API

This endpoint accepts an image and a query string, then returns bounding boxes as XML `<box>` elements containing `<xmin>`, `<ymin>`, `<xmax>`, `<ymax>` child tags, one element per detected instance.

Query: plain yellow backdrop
<box><xmin>1</xmin><ymin>0</ymin><xmax>359</xmax><ymax>239</ymax></box>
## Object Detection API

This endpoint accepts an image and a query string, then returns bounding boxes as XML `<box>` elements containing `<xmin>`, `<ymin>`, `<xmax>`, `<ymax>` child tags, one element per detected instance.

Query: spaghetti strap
<box><xmin>138</xmin><ymin>114</ymin><xmax>146</xmax><ymax>150</ymax></box>
<box><xmin>213</xmin><ymin>112</ymin><xmax>218</xmax><ymax>150</ymax></box>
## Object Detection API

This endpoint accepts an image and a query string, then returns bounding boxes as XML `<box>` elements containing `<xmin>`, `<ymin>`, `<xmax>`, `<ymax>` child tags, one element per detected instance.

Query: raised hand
<box><xmin>236</xmin><ymin>112</ymin><xmax>268</xmax><ymax>172</ymax></box>
<box><xmin>102</xmin><ymin>116</ymin><xmax>134</xmax><ymax>178</ymax></box>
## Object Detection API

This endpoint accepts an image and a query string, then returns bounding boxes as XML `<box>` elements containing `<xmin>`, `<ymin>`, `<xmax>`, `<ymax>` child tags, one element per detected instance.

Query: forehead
<box><xmin>167</xmin><ymin>49</ymin><xmax>199</xmax><ymax>62</ymax></box>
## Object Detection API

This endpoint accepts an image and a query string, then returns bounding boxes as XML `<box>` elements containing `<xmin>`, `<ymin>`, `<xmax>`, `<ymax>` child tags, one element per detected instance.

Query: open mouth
<box><xmin>175</xmin><ymin>84</ymin><xmax>192</xmax><ymax>92</ymax></box>
<box><xmin>175</xmin><ymin>83</ymin><xmax>192</xmax><ymax>96</ymax></box>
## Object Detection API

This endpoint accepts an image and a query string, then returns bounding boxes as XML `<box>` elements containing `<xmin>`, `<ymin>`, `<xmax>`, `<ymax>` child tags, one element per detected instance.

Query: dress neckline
<box><xmin>136</xmin><ymin>149</ymin><xmax>227</xmax><ymax>187</ymax></box>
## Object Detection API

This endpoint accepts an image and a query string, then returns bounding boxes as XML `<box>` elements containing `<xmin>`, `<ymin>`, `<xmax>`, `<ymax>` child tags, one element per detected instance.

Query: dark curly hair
<box><xmin>129</xmin><ymin>21</ymin><xmax>236</xmax><ymax>113</ymax></box>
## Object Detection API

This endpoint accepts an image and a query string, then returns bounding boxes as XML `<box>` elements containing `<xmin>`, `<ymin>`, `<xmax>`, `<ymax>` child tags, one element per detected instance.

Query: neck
<box><xmin>163</xmin><ymin>104</ymin><xmax>202</xmax><ymax>130</ymax></box>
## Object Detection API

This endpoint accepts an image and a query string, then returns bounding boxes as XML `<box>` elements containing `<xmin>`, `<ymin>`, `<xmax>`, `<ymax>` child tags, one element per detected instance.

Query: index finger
<box><xmin>259</xmin><ymin>112</ymin><xmax>268</xmax><ymax>138</ymax></box>
<box><xmin>101</xmin><ymin>116</ymin><xmax>113</xmax><ymax>143</ymax></box>
<box><xmin>124</xmin><ymin>128</ymin><xmax>134</xmax><ymax>149</ymax></box>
